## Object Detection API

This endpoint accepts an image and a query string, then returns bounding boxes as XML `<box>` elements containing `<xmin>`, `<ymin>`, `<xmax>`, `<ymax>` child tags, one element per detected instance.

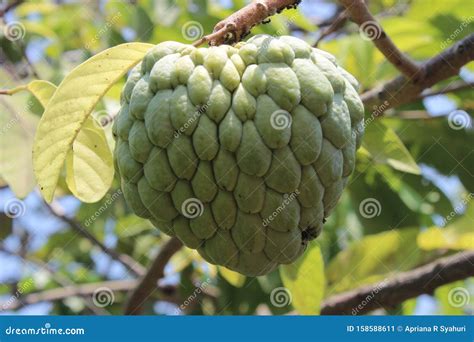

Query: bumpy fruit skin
<box><xmin>113</xmin><ymin>35</ymin><xmax>364</xmax><ymax>276</ymax></box>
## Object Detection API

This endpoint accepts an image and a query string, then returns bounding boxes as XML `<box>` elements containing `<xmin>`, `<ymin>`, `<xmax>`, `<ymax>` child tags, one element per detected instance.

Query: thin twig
<box><xmin>45</xmin><ymin>200</ymin><xmax>145</xmax><ymax>277</ymax></box>
<box><xmin>0</xmin><ymin>0</ymin><xmax>24</xmax><ymax>17</ymax></box>
<box><xmin>1</xmin><ymin>278</ymin><xmax>218</xmax><ymax>312</ymax></box>
<box><xmin>1</xmin><ymin>280</ymin><xmax>138</xmax><ymax>311</ymax></box>
<box><xmin>321</xmin><ymin>250</ymin><xmax>474</xmax><ymax>315</ymax></box>
<box><xmin>418</xmin><ymin>80</ymin><xmax>474</xmax><ymax>99</ymax></box>
<box><xmin>4</xmin><ymin>249</ymin><xmax>472</xmax><ymax>315</ymax></box>
<box><xmin>314</xmin><ymin>9</ymin><xmax>348</xmax><ymax>47</ymax></box>
<box><xmin>124</xmin><ymin>237</ymin><xmax>183</xmax><ymax>315</ymax></box>
<box><xmin>0</xmin><ymin>243</ymin><xmax>108</xmax><ymax>315</ymax></box>
<box><xmin>362</xmin><ymin>33</ymin><xmax>474</xmax><ymax>112</ymax></box>
<box><xmin>339</xmin><ymin>0</ymin><xmax>420</xmax><ymax>79</ymax></box>
<box><xmin>193</xmin><ymin>0</ymin><xmax>301</xmax><ymax>47</ymax></box>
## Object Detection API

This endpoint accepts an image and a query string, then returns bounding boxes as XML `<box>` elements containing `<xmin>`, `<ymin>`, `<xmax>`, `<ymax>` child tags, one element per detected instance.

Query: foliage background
<box><xmin>0</xmin><ymin>0</ymin><xmax>473</xmax><ymax>315</ymax></box>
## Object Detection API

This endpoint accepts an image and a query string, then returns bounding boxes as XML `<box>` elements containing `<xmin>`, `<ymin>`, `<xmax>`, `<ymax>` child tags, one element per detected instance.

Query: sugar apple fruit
<box><xmin>112</xmin><ymin>34</ymin><xmax>364</xmax><ymax>276</ymax></box>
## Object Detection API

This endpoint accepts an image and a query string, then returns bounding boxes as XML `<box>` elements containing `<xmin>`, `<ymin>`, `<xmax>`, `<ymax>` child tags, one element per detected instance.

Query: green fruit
<box><xmin>113</xmin><ymin>35</ymin><xmax>364</xmax><ymax>276</ymax></box>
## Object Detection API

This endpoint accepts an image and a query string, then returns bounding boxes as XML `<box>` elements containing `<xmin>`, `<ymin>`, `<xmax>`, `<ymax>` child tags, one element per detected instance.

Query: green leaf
<box><xmin>282</xmin><ymin>9</ymin><xmax>317</xmax><ymax>32</ymax></box>
<box><xmin>218</xmin><ymin>267</ymin><xmax>246</xmax><ymax>288</ymax></box>
<box><xmin>435</xmin><ymin>281</ymin><xmax>470</xmax><ymax>315</ymax></box>
<box><xmin>326</xmin><ymin>228</ymin><xmax>425</xmax><ymax>294</ymax></box>
<box><xmin>0</xmin><ymin>213</ymin><xmax>13</xmax><ymax>240</ymax></box>
<box><xmin>115</xmin><ymin>215</ymin><xmax>154</xmax><ymax>238</ymax></box>
<box><xmin>417</xmin><ymin>200</ymin><xmax>474</xmax><ymax>251</ymax></box>
<box><xmin>280</xmin><ymin>243</ymin><xmax>325</xmax><ymax>314</ymax></box>
<box><xmin>65</xmin><ymin>116</ymin><xmax>114</xmax><ymax>202</ymax></box>
<box><xmin>363</xmin><ymin>121</ymin><xmax>421</xmax><ymax>174</ymax></box>
<box><xmin>33</xmin><ymin>43</ymin><xmax>153</xmax><ymax>202</ymax></box>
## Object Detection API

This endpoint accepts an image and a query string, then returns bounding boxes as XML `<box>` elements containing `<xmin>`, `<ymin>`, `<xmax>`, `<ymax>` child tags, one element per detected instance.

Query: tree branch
<box><xmin>124</xmin><ymin>237</ymin><xmax>183</xmax><ymax>315</ymax></box>
<box><xmin>1</xmin><ymin>280</ymin><xmax>137</xmax><ymax>311</ymax></box>
<box><xmin>362</xmin><ymin>33</ymin><xmax>474</xmax><ymax>112</ymax></box>
<box><xmin>339</xmin><ymin>0</ymin><xmax>420</xmax><ymax>79</ymax></box>
<box><xmin>321</xmin><ymin>250</ymin><xmax>474</xmax><ymax>315</ymax></box>
<box><xmin>193</xmin><ymin>0</ymin><xmax>301</xmax><ymax>47</ymax></box>
<box><xmin>314</xmin><ymin>9</ymin><xmax>348</xmax><ymax>47</ymax></box>
<box><xmin>418</xmin><ymin>80</ymin><xmax>474</xmax><ymax>99</ymax></box>
<box><xmin>45</xmin><ymin>200</ymin><xmax>145</xmax><ymax>278</ymax></box>
<box><xmin>0</xmin><ymin>242</ymin><xmax>108</xmax><ymax>315</ymax></box>
<box><xmin>0</xmin><ymin>0</ymin><xmax>24</xmax><ymax>17</ymax></box>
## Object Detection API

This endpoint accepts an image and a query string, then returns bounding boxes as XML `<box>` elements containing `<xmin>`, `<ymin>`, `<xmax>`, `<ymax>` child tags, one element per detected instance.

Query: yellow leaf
<box><xmin>26</xmin><ymin>80</ymin><xmax>57</xmax><ymax>108</ymax></box>
<box><xmin>65</xmin><ymin>116</ymin><xmax>114</xmax><ymax>203</ymax></box>
<box><xmin>5</xmin><ymin>80</ymin><xmax>115</xmax><ymax>202</ymax></box>
<box><xmin>280</xmin><ymin>243</ymin><xmax>325</xmax><ymax>314</ymax></box>
<box><xmin>417</xmin><ymin>201</ymin><xmax>474</xmax><ymax>251</ymax></box>
<box><xmin>33</xmin><ymin>43</ymin><xmax>153</xmax><ymax>202</ymax></box>
<box><xmin>326</xmin><ymin>228</ymin><xmax>423</xmax><ymax>294</ymax></box>
<box><xmin>3</xmin><ymin>80</ymin><xmax>56</xmax><ymax>108</ymax></box>
<box><xmin>218</xmin><ymin>267</ymin><xmax>246</xmax><ymax>287</ymax></box>
<box><xmin>0</xmin><ymin>108</ymin><xmax>38</xmax><ymax>198</ymax></box>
